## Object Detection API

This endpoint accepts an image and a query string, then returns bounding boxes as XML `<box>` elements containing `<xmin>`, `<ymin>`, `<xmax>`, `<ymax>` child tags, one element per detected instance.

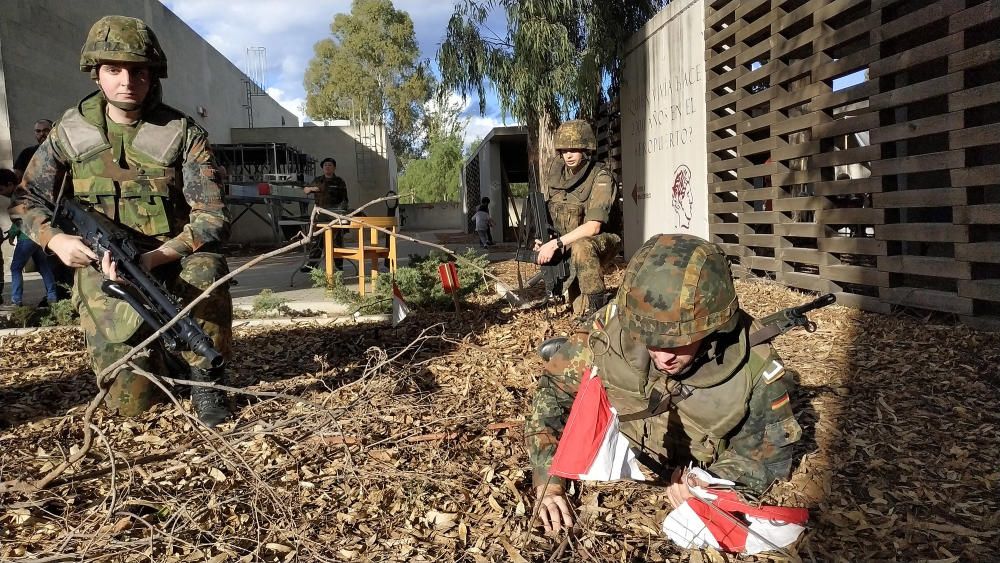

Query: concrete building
<box><xmin>0</xmin><ymin>0</ymin><xmax>398</xmax><ymax>281</ymax></box>
<box><xmin>461</xmin><ymin>126</ymin><xmax>529</xmax><ymax>243</ymax></box>
<box><xmin>232</xmin><ymin>122</ymin><xmax>396</xmax><ymax>210</ymax></box>
<box><xmin>0</xmin><ymin>0</ymin><xmax>297</xmax><ymax>166</ymax></box>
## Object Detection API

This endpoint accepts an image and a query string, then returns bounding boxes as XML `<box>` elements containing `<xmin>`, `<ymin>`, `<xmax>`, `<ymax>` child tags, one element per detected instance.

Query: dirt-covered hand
<box><xmin>666</xmin><ymin>467</ymin><xmax>708</xmax><ymax>509</ymax></box>
<box><xmin>534</xmin><ymin>483</ymin><xmax>574</xmax><ymax>533</ymax></box>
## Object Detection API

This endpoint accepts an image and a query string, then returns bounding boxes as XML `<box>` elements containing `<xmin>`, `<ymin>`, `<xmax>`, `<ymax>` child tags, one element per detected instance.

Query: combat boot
<box><xmin>579</xmin><ymin>293</ymin><xmax>608</xmax><ymax>321</ymax></box>
<box><xmin>189</xmin><ymin>367</ymin><xmax>231</xmax><ymax>428</ymax></box>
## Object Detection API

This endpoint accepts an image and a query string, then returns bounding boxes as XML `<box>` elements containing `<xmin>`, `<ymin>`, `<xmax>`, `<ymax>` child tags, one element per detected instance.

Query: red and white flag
<box><xmin>662</xmin><ymin>468</ymin><xmax>808</xmax><ymax>554</ymax></box>
<box><xmin>548</xmin><ymin>366</ymin><xmax>645</xmax><ymax>482</ymax></box>
<box><xmin>391</xmin><ymin>281</ymin><xmax>410</xmax><ymax>327</ymax></box>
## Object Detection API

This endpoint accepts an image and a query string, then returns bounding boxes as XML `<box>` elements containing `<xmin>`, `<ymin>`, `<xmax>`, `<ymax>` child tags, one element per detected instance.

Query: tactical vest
<box><xmin>542</xmin><ymin>158</ymin><xmax>613</xmax><ymax>236</ymax></box>
<box><xmin>54</xmin><ymin>91</ymin><xmax>188</xmax><ymax>240</ymax></box>
<box><xmin>588</xmin><ymin>305</ymin><xmax>777</xmax><ymax>467</ymax></box>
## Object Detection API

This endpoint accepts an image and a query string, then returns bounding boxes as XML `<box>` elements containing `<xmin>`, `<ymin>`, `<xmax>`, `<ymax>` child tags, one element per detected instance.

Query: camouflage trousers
<box><xmin>567</xmin><ymin>232</ymin><xmax>621</xmax><ymax>313</ymax></box>
<box><xmin>73</xmin><ymin>253</ymin><xmax>233</xmax><ymax>416</ymax></box>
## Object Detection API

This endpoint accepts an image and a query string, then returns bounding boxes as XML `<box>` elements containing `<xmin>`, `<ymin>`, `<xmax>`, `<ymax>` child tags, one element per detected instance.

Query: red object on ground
<box><xmin>257</xmin><ymin>182</ymin><xmax>271</xmax><ymax>196</ymax></box>
<box><xmin>438</xmin><ymin>262</ymin><xmax>459</xmax><ymax>294</ymax></box>
<box><xmin>688</xmin><ymin>490</ymin><xmax>809</xmax><ymax>553</ymax></box>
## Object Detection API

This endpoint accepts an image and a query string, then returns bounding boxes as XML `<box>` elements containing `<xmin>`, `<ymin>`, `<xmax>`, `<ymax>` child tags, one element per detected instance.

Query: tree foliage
<box><xmin>395</xmin><ymin>90</ymin><xmax>479</xmax><ymax>203</ymax></box>
<box><xmin>304</xmin><ymin>0</ymin><xmax>432</xmax><ymax>159</ymax></box>
<box><xmin>396</xmin><ymin>134</ymin><xmax>465</xmax><ymax>203</ymax></box>
<box><xmin>437</xmin><ymin>0</ymin><xmax>666</xmax><ymax>174</ymax></box>
<box><xmin>422</xmin><ymin>89</ymin><xmax>468</xmax><ymax>143</ymax></box>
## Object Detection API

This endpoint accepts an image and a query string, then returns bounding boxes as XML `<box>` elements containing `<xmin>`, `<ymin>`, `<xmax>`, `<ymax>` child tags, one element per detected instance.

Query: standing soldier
<box><xmin>527</xmin><ymin>234</ymin><xmax>803</xmax><ymax>532</ymax></box>
<box><xmin>303</xmin><ymin>157</ymin><xmax>349</xmax><ymax>271</ymax></box>
<box><xmin>9</xmin><ymin>16</ymin><xmax>232</xmax><ymax>426</ymax></box>
<box><xmin>533</xmin><ymin>119</ymin><xmax>621</xmax><ymax>318</ymax></box>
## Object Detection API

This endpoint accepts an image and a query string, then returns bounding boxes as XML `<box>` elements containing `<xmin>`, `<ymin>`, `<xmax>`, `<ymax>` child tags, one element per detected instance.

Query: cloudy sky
<box><xmin>160</xmin><ymin>0</ymin><xmax>512</xmax><ymax>143</ymax></box>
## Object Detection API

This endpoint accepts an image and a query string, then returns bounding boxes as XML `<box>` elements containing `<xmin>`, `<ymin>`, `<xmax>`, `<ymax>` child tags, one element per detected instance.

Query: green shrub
<box><xmin>251</xmin><ymin>289</ymin><xmax>289</xmax><ymax>316</ymax></box>
<box><xmin>10</xmin><ymin>305</ymin><xmax>35</xmax><ymax>328</ymax></box>
<box><xmin>315</xmin><ymin>249</ymin><xmax>490</xmax><ymax>315</ymax></box>
<box><xmin>39</xmin><ymin>299</ymin><xmax>78</xmax><ymax>326</ymax></box>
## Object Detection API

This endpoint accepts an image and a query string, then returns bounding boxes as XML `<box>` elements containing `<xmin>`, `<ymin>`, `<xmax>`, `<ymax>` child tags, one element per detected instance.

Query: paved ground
<box><xmin>1</xmin><ymin>229</ymin><xmax>519</xmax><ymax>318</ymax></box>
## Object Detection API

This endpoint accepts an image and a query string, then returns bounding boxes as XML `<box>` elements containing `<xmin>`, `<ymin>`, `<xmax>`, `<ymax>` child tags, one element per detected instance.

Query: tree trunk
<box><xmin>526</xmin><ymin>110</ymin><xmax>557</xmax><ymax>193</ymax></box>
<box><xmin>536</xmin><ymin>111</ymin><xmax>556</xmax><ymax>187</ymax></box>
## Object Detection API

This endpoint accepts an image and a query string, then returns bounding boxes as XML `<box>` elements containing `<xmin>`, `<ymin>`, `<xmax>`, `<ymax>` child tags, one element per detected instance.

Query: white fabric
<box><xmin>743</xmin><ymin>517</ymin><xmax>806</xmax><ymax>555</ymax></box>
<box><xmin>392</xmin><ymin>291</ymin><xmax>410</xmax><ymax>327</ymax></box>
<box><xmin>664</xmin><ymin>467</ymin><xmax>805</xmax><ymax>555</ymax></box>
<box><xmin>687</xmin><ymin>467</ymin><xmax>736</xmax><ymax>500</ymax></box>
<box><xmin>577</xmin><ymin>407</ymin><xmax>646</xmax><ymax>482</ymax></box>
<box><xmin>662</xmin><ymin>500</ymin><xmax>722</xmax><ymax>549</ymax></box>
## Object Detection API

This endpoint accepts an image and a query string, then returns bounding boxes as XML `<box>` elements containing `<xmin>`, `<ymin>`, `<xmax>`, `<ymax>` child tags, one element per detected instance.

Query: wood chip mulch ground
<box><xmin>1</xmin><ymin>260</ymin><xmax>998</xmax><ymax>562</ymax></box>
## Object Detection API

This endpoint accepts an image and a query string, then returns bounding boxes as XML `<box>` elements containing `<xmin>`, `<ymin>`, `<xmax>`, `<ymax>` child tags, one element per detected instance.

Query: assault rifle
<box><xmin>44</xmin><ymin>195</ymin><xmax>224</xmax><ymax>368</ymax></box>
<box><xmin>515</xmin><ymin>190</ymin><xmax>570</xmax><ymax>298</ymax></box>
<box><xmin>750</xmin><ymin>293</ymin><xmax>837</xmax><ymax>346</ymax></box>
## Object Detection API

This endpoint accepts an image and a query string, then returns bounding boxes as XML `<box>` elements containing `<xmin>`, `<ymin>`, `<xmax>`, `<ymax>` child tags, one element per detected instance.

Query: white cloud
<box><xmin>421</xmin><ymin>92</ymin><xmax>513</xmax><ymax>148</ymax></box>
<box><xmin>465</xmin><ymin>114</ymin><xmax>509</xmax><ymax>147</ymax></box>
<box><xmin>160</xmin><ymin>0</ymin><xmax>507</xmax><ymax>132</ymax></box>
<box><xmin>454</xmin><ymin>93</ymin><xmax>515</xmax><ymax>147</ymax></box>
<box><xmin>265</xmin><ymin>87</ymin><xmax>307</xmax><ymax>125</ymax></box>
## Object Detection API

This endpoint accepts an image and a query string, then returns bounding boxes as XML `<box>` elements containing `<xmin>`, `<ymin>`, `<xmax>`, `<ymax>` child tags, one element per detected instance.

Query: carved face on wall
<box><xmin>671</xmin><ymin>164</ymin><xmax>694</xmax><ymax>229</ymax></box>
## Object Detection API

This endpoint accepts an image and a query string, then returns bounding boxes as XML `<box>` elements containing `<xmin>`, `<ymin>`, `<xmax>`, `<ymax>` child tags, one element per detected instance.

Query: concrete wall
<box><xmin>462</xmin><ymin>137</ymin><xmax>503</xmax><ymax>240</ymax></box>
<box><xmin>0</xmin><ymin>0</ymin><xmax>297</xmax><ymax>281</ymax></box>
<box><xmin>399</xmin><ymin>203</ymin><xmax>465</xmax><ymax>232</ymax></box>
<box><xmin>0</xmin><ymin>0</ymin><xmax>296</xmax><ymax>167</ymax></box>
<box><xmin>620</xmin><ymin>0</ymin><xmax>708</xmax><ymax>256</ymax></box>
<box><xmin>232</xmin><ymin>125</ymin><xmax>395</xmax><ymax>210</ymax></box>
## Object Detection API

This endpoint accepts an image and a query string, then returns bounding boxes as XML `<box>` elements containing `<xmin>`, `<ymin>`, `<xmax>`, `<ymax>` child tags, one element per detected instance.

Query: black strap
<box><xmin>749</xmin><ymin>325</ymin><xmax>781</xmax><ymax>347</ymax></box>
<box><xmin>619</xmin><ymin>383</ymin><xmax>693</xmax><ymax>422</ymax></box>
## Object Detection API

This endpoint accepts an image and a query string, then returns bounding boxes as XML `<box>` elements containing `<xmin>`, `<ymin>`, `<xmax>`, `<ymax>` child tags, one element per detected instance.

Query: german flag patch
<box><xmin>771</xmin><ymin>392</ymin><xmax>790</xmax><ymax>411</ymax></box>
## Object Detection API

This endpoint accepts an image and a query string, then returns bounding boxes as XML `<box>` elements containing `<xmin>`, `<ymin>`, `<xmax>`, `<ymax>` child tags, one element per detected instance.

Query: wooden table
<box><xmin>324</xmin><ymin>217</ymin><xmax>398</xmax><ymax>296</ymax></box>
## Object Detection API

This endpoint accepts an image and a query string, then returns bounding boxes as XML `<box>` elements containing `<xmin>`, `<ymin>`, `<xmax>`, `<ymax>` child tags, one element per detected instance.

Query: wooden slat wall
<box><xmin>595</xmin><ymin>99</ymin><xmax>623</xmax><ymax>177</ymax></box>
<box><xmin>705</xmin><ymin>0</ymin><xmax>1000</xmax><ymax>329</ymax></box>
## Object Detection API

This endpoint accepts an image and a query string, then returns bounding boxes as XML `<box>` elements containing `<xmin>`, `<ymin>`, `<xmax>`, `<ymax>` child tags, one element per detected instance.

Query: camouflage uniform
<box><xmin>526</xmin><ymin>234</ymin><xmax>802</xmax><ymax>494</ymax></box>
<box><xmin>8</xmin><ymin>17</ymin><xmax>232</xmax><ymax>420</ymax></box>
<box><xmin>544</xmin><ymin>120</ymin><xmax>622</xmax><ymax>313</ymax></box>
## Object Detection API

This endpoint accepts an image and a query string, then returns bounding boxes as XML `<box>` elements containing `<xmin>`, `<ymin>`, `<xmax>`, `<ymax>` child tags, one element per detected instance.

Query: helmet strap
<box><xmin>96</xmin><ymin>77</ymin><xmax>161</xmax><ymax>115</ymax></box>
<box><xmin>107</xmin><ymin>99</ymin><xmax>142</xmax><ymax>112</ymax></box>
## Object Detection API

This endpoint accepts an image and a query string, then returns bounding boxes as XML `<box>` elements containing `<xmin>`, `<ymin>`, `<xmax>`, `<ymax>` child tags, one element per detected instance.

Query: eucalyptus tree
<box><xmin>304</xmin><ymin>0</ymin><xmax>432</xmax><ymax>160</ymax></box>
<box><xmin>438</xmin><ymin>0</ymin><xmax>666</xmax><ymax>178</ymax></box>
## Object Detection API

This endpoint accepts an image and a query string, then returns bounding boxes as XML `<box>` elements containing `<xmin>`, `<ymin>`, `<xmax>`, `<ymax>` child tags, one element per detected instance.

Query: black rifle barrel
<box><xmin>793</xmin><ymin>293</ymin><xmax>836</xmax><ymax>316</ymax></box>
<box><xmin>515</xmin><ymin>191</ymin><xmax>569</xmax><ymax>297</ymax></box>
<box><xmin>53</xmin><ymin>197</ymin><xmax>225</xmax><ymax>368</ymax></box>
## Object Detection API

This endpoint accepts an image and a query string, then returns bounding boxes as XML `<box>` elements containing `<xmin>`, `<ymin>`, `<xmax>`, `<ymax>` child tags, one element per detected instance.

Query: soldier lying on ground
<box><xmin>9</xmin><ymin>15</ymin><xmax>233</xmax><ymax>426</ymax></box>
<box><xmin>526</xmin><ymin>234</ymin><xmax>803</xmax><ymax>532</ymax></box>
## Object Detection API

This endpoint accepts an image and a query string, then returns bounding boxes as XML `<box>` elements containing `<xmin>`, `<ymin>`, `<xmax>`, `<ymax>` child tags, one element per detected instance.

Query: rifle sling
<box><xmin>748</xmin><ymin>324</ymin><xmax>782</xmax><ymax>347</ymax></box>
<box><xmin>619</xmin><ymin>384</ymin><xmax>693</xmax><ymax>422</ymax></box>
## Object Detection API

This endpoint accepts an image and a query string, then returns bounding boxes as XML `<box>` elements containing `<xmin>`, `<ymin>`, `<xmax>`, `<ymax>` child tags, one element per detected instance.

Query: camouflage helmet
<box><xmin>80</xmin><ymin>16</ymin><xmax>168</xmax><ymax>78</ymax></box>
<box><xmin>616</xmin><ymin>234</ymin><xmax>740</xmax><ymax>349</ymax></box>
<box><xmin>555</xmin><ymin>119</ymin><xmax>597</xmax><ymax>151</ymax></box>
